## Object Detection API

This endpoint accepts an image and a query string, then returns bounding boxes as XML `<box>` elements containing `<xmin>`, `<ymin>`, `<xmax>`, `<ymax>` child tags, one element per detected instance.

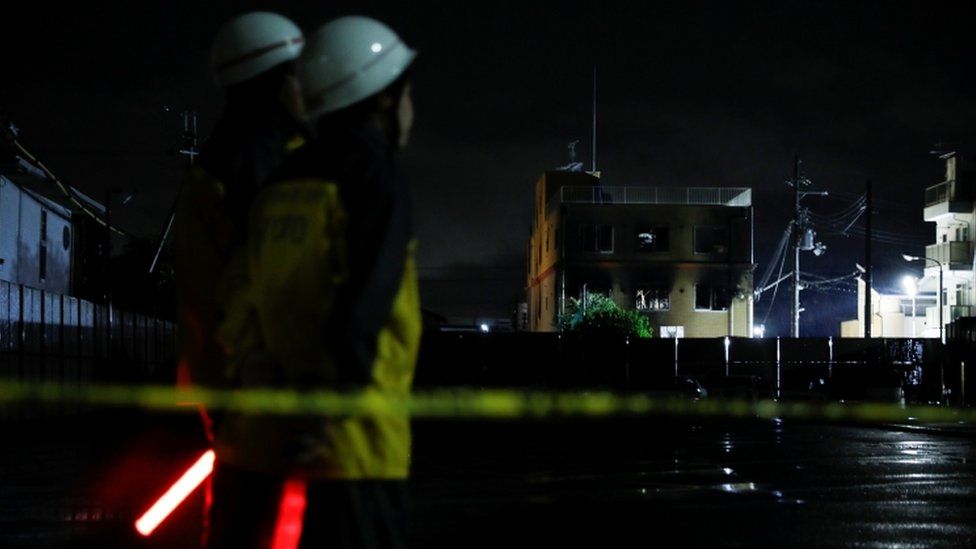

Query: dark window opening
<box><xmin>694</xmin><ymin>226</ymin><xmax>728</xmax><ymax>254</ymax></box>
<box><xmin>581</xmin><ymin>224</ymin><xmax>613</xmax><ymax>253</ymax></box>
<box><xmin>636</xmin><ymin>225</ymin><xmax>670</xmax><ymax>252</ymax></box>
<box><xmin>39</xmin><ymin>245</ymin><xmax>47</xmax><ymax>281</ymax></box>
<box><xmin>695</xmin><ymin>284</ymin><xmax>731</xmax><ymax>311</ymax></box>
<box><xmin>39</xmin><ymin>210</ymin><xmax>48</xmax><ymax>281</ymax></box>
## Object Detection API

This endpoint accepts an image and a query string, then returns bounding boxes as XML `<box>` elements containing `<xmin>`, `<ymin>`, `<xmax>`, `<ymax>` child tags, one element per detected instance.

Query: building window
<box><xmin>580</xmin><ymin>224</ymin><xmax>613</xmax><ymax>253</ymax></box>
<box><xmin>694</xmin><ymin>226</ymin><xmax>728</xmax><ymax>254</ymax></box>
<box><xmin>636</xmin><ymin>288</ymin><xmax>670</xmax><ymax>311</ymax></box>
<box><xmin>660</xmin><ymin>326</ymin><xmax>685</xmax><ymax>338</ymax></box>
<box><xmin>694</xmin><ymin>284</ymin><xmax>731</xmax><ymax>311</ymax></box>
<box><xmin>636</xmin><ymin>225</ymin><xmax>669</xmax><ymax>252</ymax></box>
<box><xmin>39</xmin><ymin>210</ymin><xmax>48</xmax><ymax>281</ymax></box>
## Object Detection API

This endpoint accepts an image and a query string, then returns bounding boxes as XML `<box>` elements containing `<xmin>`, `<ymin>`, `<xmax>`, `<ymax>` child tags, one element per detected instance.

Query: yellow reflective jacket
<box><xmin>215</xmin><ymin>125</ymin><xmax>422</xmax><ymax>480</ymax></box>
<box><xmin>174</xmin><ymin>108</ymin><xmax>304</xmax><ymax>390</ymax></box>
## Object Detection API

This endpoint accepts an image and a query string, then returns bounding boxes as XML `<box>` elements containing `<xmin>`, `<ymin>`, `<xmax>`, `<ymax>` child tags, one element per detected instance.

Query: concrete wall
<box><xmin>528</xmin><ymin>174</ymin><xmax>573</xmax><ymax>332</ymax></box>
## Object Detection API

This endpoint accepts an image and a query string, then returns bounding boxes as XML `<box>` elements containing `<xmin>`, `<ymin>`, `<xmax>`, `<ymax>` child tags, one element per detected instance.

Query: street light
<box><xmin>902</xmin><ymin>275</ymin><xmax>917</xmax><ymax>338</ymax></box>
<box><xmin>902</xmin><ymin>254</ymin><xmax>943</xmax><ymax>343</ymax></box>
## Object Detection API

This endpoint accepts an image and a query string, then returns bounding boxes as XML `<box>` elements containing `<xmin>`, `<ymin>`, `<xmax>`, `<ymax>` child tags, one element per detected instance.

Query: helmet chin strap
<box><xmin>389</xmin><ymin>107</ymin><xmax>403</xmax><ymax>153</ymax></box>
<box><xmin>368</xmin><ymin>93</ymin><xmax>401</xmax><ymax>153</ymax></box>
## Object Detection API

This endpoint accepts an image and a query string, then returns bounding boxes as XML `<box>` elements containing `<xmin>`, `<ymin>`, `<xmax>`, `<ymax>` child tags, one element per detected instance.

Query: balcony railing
<box><xmin>925</xmin><ymin>181</ymin><xmax>949</xmax><ymax>207</ymax></box>
<box><xmin>557</xmin><ymin>186</ymin><xmax>752</xmax><ymax>207</ymax></box>
<box><xmin>924</xmin><ymin>180</ymin><xmax>973</xmax><ymax>220</ymax></box>
<box><xmin>925</xmin><ymin>241</ymin><xmax>973</xmax><ymax>269</ymax></box>
<box><xmin>925</xmin><ymin>304</ymin><xmax>973</xmax><ymax>326</ymax></box>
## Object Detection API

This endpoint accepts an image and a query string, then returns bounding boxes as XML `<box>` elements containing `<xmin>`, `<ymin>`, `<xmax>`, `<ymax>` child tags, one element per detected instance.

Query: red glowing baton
<box><xmin>272</xmin><ymin>478</ymin><xmax>308</xmax><ymax>549</ymax></box>
<box><xmin>135</xmin><ymin>450</ymin><xmax>215</xmax><ymax>536</ymax></box>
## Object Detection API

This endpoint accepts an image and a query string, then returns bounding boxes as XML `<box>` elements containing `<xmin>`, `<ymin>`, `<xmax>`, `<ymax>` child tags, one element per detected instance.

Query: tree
<box><xmin>558</xmin><ymin>293</ymin><xmax>652</xmax><ymax>338</ymax></box>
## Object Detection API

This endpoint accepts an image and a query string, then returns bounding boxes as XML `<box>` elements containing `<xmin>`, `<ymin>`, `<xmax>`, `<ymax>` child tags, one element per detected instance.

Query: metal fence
<box><xmin>0</xmin><ymin>279</ymin><xmax>176</xmax><ymax>418</ymax></box>
<box><xmin>416</xmin><ymin>332</ymin><xmax>948</xmax><ymax>404</ymax></box>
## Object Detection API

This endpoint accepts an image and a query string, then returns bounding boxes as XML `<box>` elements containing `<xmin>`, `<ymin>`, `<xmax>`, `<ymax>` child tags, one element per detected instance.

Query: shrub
<box><xmin>558</xmin><ymin>293</ymin><xmax>652</xmax><ymax>338</ymax></box>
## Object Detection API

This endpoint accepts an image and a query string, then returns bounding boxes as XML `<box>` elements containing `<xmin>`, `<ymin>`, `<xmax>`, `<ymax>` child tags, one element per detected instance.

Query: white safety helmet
<box><xmin>212</xmin><ymin>12</ymin><xmax>305</xmax><ymax>87</ymax></box>
<box><xmin>302</xmin><ymin>16</ymin><xmax>416</xmax><ymax>119</ymax></box>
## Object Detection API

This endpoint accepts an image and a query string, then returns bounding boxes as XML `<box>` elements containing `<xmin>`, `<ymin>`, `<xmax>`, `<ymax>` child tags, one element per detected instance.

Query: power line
<box><xmin>756</xmin><ymin>221</ymin><xmax>793</xmax><ymax>294</ymax></box>
<box><xmin>760</xmin><ymin>223</ymin><xmax>792</xmax><ymax>327</ymax></box>
<box><xmin>1</xmin><ymin>116</ymin><xmax>127</xmax><ymax>236</ymax></box>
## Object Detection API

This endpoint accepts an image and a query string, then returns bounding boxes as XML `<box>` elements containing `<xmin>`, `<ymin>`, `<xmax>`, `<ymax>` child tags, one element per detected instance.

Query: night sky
<box><xmin>4</xmin><ymin>1</ymin><xmax>976</xmax><ymax>335</ymax></box>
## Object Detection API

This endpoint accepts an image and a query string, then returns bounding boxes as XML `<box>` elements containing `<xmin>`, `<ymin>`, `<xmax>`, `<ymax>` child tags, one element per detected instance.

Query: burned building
<box><xmin>526</xmin><ymin>171</ymin><xmax>755</xmax><ymax>337</ymax></box>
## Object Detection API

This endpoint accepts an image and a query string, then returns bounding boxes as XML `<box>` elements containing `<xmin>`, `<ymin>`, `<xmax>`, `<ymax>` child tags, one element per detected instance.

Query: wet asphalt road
<box><xmin>3</xmin><ymin>412</ymin><xmax>976</xmax><ymax>547</ymax></box>
<box><xmin>412</xmin><ymin>418</ymin><xmax>976</xmax><ymax>548</ymax></box>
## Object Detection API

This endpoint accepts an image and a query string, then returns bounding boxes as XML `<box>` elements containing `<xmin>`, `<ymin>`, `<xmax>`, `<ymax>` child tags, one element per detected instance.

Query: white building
<box><xmin>840</xmin><ymin>278</ymin><xmax>937</xmax><ymax>338</ymax></box>
<box><xmin>0</xmin><ymin>172</ymin><xmax>102</xmax><ymax>295</ymax></box>
<box><xmin>920</xmin><ymin>153</ymin><xmax>975</xmax><ymax>334</ymax></box>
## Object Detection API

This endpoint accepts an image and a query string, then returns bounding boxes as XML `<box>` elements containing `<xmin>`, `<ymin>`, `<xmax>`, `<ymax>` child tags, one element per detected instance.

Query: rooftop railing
<box><xmin>557</xmin><ymin>186</ymin><xmax>752</xmax><ymax>207</ymax></box>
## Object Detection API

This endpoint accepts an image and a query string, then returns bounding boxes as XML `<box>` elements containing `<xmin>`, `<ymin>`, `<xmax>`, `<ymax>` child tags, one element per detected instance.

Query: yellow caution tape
<box><xmin>0</xmin><ymin>381</ymin><xmax>973</xmax><ymax>424</ymax></box>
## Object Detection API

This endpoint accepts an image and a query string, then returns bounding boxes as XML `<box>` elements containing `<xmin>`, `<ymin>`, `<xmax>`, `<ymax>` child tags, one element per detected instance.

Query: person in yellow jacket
<box><xmin>209</xmin><ymin>16</ymin><xmax>422</xmax><ymax>549</ymax></box>
<box><xmin>171</xmin><ymin>11</ymin><xmax>306</xmax><ymax>548</ymax></box>
<box><xmin>174</xmin><ymin>11</ymin><xmax>305</xmax><ymax>400</ymax></box>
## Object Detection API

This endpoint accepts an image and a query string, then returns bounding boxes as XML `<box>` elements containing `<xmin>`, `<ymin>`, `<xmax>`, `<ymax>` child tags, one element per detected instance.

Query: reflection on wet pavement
<box><xmin>411</xmin><ymin>419</ymin><xmax>976</xmax><ymax>547</ymax></box>
<box><xmin>2</xmin><ymin>415</ymin><xmax>975</xmax><ymax>547</ymax></box>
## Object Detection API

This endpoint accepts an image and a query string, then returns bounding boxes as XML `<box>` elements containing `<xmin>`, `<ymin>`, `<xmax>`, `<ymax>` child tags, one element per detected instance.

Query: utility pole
<box><xmin>150</xmin><ymin>110</ymin><xmax>197</xmax><ymax>274</ymax></box>
<box><xmin>789</xmin><ymin>156</ymin><xmax>827</xmax><ymax>338</ymax></box>
<box><xmin>864</xmin><ymin>179</ymin><xmax>872</xmax><ymax>338</ymax></box>
<box><xmin>793</xmin><ymin>156</ymin><xmax>800</xmax><ymax>338</ymax></box>
<box><xmin>104</xmin><ymin>188</ymin><xmax>118</xmax><ymax>306</ymax></box>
